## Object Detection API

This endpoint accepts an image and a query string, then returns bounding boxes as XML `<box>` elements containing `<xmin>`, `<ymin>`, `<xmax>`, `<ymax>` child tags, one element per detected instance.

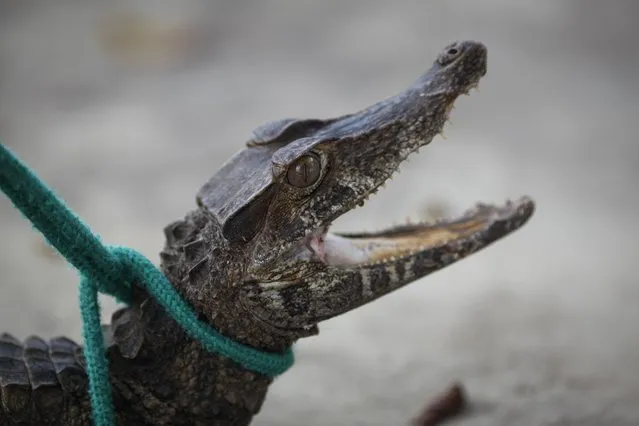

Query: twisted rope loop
<box><xmin>0</xmin><ymin>144</ymin><xmax>294</xmax><ymax>426</ymax></box>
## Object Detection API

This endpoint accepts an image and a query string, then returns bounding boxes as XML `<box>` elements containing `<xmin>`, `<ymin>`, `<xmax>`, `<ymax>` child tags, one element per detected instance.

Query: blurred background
<box><xmin>1</xmin><ymin>1</ymin><xmax>638</xmax><ymax>425</ymax></box>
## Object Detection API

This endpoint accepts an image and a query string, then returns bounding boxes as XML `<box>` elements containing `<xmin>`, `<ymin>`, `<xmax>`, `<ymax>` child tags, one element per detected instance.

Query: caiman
<box><xmin>0</xmin><ymin>40</ymin><xmax>535</xmax><ymax>425</ymax></box>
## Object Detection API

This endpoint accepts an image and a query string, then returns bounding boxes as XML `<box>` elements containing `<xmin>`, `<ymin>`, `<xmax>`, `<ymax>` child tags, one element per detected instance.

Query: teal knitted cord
<box><xmin>0</xmin><ymin>144</ymin><xmax>294</xmax><ymax>426</ymax></box>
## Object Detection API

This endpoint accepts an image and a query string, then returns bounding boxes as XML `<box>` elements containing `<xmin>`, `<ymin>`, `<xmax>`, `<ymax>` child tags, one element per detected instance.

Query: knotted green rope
<box><xmin>0</xmin><ymin>143</ymin><xmax>294</xmax><ymax>426</ymax></box>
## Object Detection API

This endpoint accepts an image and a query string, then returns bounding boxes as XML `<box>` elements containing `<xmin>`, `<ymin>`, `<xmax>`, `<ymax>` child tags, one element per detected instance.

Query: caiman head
<box><xmin>194</xmin><ymin>40</ymin><xmax>535</xmax><ymax>340</ymax></box>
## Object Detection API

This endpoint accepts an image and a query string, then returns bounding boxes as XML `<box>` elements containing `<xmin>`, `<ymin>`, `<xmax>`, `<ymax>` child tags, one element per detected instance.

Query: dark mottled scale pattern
<box><xmin>394</xmin><ymin>262</ymin><xmax>406</xmax><ymax>283</ymax></box>
<box><xmin>278</xmin><ymin>285</ymin><xmax>310</xmax><ymax>318</ymax></box>
<box><xmin>0</xmin><ymin>333</ymin><xmax>88</xmax><ymax>424</ymax></box>
<box><xmin>159</xmin><ymin>251</ymin><xmax>180</xmax><ymax>265</ymax></box>
<box><xmin>185</xmin><ymin>256</ymin><xmax>210</xmax><ymax>284</ymax></box>
<box><xmin>370</xmin><ymin>268</ymin><xmax>390</xmax><ymax>295</ymax></box>
<box><xmin>159</xmin><ymin>251</ymin><xmax>181</xmax><ymax>278</ymax></box>
<box><xmin>49</xmin><ymin>337</ymin><xmax>87</xmax><ymax>395</ymax></box>
<box><xmin>111</xmin><ymin>307</ymin><xmax>147</xmax><ymax>360</ymax></box>
<box><xmin>411</xmin><ymin>250</ymin><xmax>441</xmax><ymax>277</ymax></box>
<box><xmin>182</xmin><ymin>238</ymin><xmax>207</xmax><ymax>262</ymax></box>
<box><xmin>161</xmin><ymin>212</ymin><xmax>213</xmax><ymax>291</ymax></box>
<box><xmin>23</xmin><ymin>336</ymin><xmax>63</xmax><ymax>419</ymax></box>
<box><xmin>161</xmin><ymin>214</ymin><xmax>204</xmax><ymax>281</ymax></box>
<box><xmin>163</xmin><ymin>220</ymin><xmax>191</xmax><ymax>246</ymax></box>
<box><xmin>0</xmin><ymin>333</ymin><xmax>32</xmax><ymax>422</ymax></box>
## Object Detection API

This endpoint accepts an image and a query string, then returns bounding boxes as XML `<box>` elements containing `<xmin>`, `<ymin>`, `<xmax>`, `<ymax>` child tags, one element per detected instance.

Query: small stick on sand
<box><xmin>411</xmin><ymin>382</ymin><xmax>468</xmax><ymax>426</ymax></box>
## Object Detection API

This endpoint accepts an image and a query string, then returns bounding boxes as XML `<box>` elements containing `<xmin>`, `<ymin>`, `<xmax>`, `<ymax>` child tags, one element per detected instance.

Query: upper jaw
<box><xmin>290</xmin><ymin>43</ymin><xmax>491</xmax><ymax>266</ymax></box>
<box><xmin>248</xmin><ymin>40</ymin><xmax>491</xmax><ymax>275</ymax></box>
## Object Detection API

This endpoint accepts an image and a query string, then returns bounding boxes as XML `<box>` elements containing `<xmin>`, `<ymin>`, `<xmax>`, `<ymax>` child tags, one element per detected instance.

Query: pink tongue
<box><xmin>308</xmin><ymin>234</ymin><xmax>327</xmax><ymax>263</ymax></box>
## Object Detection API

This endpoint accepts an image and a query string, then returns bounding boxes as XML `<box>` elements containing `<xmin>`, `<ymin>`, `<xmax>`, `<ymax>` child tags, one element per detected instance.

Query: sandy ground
<box><xmin>1</xmin><ymin>1</ymin><xmax>639</xmax><ymax>425</ymax></box>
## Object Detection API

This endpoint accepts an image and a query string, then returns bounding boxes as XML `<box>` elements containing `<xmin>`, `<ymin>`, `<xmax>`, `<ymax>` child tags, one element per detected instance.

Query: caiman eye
<box><xmin>438</xmin><ymin>43</ymin><xmax>463</xmax><ymax>65</ymax></box>
<box><xmin>287</xmin><ymin>153</ymin><xmax>322</xmax><ymax>188</ymax></box>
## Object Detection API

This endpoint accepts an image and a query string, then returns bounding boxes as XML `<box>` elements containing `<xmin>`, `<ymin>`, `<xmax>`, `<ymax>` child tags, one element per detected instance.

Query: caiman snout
<box><xmin>418</xmin><ymin>40</ymin><xmax>487</xmax><ymax>96</ymax></box>
<box><xmin>438</xmin><ymin>40</ymin><xmax>487</xmax><ymax>68</ymax></box>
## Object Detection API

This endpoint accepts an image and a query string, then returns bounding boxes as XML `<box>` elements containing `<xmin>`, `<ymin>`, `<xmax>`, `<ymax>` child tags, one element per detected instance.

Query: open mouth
<box><xmin>303</xmin><ymin>197</ymin><xmax>535</xmax><ymax>268</ymax></box>
<box><xmin>293</xmin><ymin>88</ymin><xmax>535</xmax><ymax>270</ymax></box>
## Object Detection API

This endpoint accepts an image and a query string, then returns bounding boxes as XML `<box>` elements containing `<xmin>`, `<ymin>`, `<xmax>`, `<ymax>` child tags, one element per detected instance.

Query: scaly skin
<box><xmin>0</xmin><ymin>40</ymin><xmax>535</xmax><ymax>425</ymax></box>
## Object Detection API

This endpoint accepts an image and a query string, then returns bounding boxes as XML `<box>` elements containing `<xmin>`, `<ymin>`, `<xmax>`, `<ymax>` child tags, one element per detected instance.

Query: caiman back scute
<box><xmin>0</xmin><ymin>333</ymin><xmax>87</xmax><ymax>425</ymax></box>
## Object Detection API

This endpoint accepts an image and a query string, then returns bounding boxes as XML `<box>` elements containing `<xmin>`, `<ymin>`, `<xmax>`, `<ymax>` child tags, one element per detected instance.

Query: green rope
<box><xmin>0</xmin><ymin>143</ymin><xmax>294</xmax><ymax>426</ymax></box>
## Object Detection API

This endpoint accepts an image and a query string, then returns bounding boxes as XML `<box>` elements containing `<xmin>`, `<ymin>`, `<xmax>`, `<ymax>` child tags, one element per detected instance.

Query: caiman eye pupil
<box><xmin>287</xmin><ymin>153</ymin><xmax>322</xmax><ymax>188</ymax></box>
<box><xmin>447</xmin><ymin>48</ymin><xmax>458</xmax><ymax>55</ymax></box>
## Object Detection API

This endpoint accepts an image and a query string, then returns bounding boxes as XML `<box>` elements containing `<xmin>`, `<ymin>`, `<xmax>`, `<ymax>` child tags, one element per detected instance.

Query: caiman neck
<box><xmin>105</xmin><ymin>298</ymin><xmax>269</xmax><ymax>425</ymax></box>
<box><xmin>100</xmin><ymin>209</ymin><xmax>305</xmax><ymax>425</ymax></box>
<box><xmin>160</xmin><ymin>208</ymin><xmax>303</xmax><ymax>353</ymax></box>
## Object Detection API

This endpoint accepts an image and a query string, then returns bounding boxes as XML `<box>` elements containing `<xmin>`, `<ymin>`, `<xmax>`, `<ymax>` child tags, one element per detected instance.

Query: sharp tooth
<box><xmin>440</xmin><ymin>132</ymin><xmax>447</xmax><ymax>140</ymax></box>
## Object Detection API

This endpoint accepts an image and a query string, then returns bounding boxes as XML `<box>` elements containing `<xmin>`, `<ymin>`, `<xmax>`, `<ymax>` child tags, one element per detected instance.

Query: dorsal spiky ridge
<box><xmin>0</xmin><ymin>333</ymin><xmax>88</xmax><ymax>425</ymax></box>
